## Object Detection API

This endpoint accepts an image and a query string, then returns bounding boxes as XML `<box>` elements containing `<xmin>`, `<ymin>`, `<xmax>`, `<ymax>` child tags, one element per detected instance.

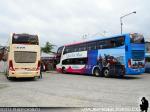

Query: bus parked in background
<box><xmin>56</xmin><ymin>33</ymin><xmax>145</xmax><ymax>77</ymax></box>
<box><xmin>145</xmin><ymin>41</ymin><xmax>150</xmax><ymax>72</ymax></box>
<box><xmin>4</xmin><ymin>33</ymin><xmax>41</xmax><ymax>80</ymax></box>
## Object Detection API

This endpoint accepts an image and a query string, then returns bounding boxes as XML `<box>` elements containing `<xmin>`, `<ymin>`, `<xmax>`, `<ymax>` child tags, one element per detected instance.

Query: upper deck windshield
<box><xmin>12</xmin><ymin>34</ymin><xmax>39</xmax><ymax>45</ymax></box>
<box><xmin>57</xmin><ymin>46</ymin><xmax>64</xmax><ymax>54</ymax></box>
<box><xmin>130</xmin><ymin>33</ymin><xmax>144</xmax><ymax>44</ymax></box>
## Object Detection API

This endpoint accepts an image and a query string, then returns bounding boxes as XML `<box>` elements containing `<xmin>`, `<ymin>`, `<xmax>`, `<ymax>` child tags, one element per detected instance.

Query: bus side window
<box><xmin>74</xmin><ymin>46</ymin><xmax>78</xmax><ymax>52</ymax></box>
<box><xmin>69</xmin><ymin>46</ymin><xmax>73</xmax><ymax>53</ymax></box>
<box><xmin>110</xmin><ymin>39</ymin><xmax>116</xmax><ymax>48</ymax></box>
<box><xmin>82</xmin><ymin>44</ymin><xmax>87</xmax><ymax>51</ymax></box>
<box><xmin>63</xmin><ymin>47</ymin><xmax>69</xmax><ymax>54</ymax></box>
<box><xmin>97</xmin><ymin>40</ymin><xmax>104</xmax><ymax>49</ymax></box>
<box><xmin>102</xmin><ymin>40</ymin><xmax>108</xmax><ymax>49</ymax></box>
<box><xmin>87</xmin><ymin>42</ymin><xmax>96</xmax><ymax>50</ymax></box>
<box><xmin>62</xmin><ymin>59</ymin><xmax>69</xmax><ymax>65</ymax></box>
<box><xmin>92</xmin><ymin>41</ymin><xmax>97</xmax><ymax>50</ymax></box>
<box><xmin>116</xmin><ymin>36</ymin><xmax>125</xmax><ymax>47</ymax></box>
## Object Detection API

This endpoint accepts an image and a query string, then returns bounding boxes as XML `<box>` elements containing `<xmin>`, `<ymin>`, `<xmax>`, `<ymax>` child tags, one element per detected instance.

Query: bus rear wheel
<box><xmin>6</xmin><ymin>73</ymin><xmax>11</xmax><ymax>80</ymax></box>
<box><xmin>103</xmin><ymin>68</ymin><xmax>110</xmax><ymax>78</ymax></box>
<box><xmin>6</xmin><ymin>76</ymin><xmax>11</xmax><ymax>80</ymax></box>
<box><xmin>32</xmin><ymin>76</ymin><xmax>39</xmax><ymax>81</ymax></box>
<box><xmin>6</xmin><ymin>75</ymin><xmax>14</xmax><ymax>81</ymax></box>
<box><xmin>93</xmin><ymin>68</ymin><xmax>102</xmax><ymax>77</ymax></box>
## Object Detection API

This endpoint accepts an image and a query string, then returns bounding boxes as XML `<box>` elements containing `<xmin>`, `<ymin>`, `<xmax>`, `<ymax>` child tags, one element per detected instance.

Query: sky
<box><xmin>0</xmin><ymin>0</ymin><xmax>150</xmax><ymax>49</ymax></box>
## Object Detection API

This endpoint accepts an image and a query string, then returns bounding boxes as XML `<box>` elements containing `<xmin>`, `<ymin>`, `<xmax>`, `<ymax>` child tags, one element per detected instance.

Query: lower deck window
<box><xmin>62</xmin><ymin>58</ymin><xmax>87</xmax><ymax>65</ymax></box>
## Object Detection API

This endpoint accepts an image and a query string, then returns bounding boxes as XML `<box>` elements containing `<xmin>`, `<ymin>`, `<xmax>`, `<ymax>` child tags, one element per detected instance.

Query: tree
<box><xmin>41</xmin><ymin>42</ymin><xmax>55</xmax><ymax>54</ymax></box>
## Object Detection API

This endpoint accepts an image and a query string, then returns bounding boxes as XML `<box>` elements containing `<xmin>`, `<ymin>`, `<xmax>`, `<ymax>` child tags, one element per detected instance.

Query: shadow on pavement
<box><xmin>120</xmin><ymin>75</ymin><xmax>142</xmax><ymax>80</ymax></box>
<box><xmin>7</xmin><ymin>77</ymin><xmax>41</xmax><ymax>82</ymax></box>
<box><xmin>61</xmin><ymin>73</ymin><xmax>143</xmax><ymax>80</ymax></box>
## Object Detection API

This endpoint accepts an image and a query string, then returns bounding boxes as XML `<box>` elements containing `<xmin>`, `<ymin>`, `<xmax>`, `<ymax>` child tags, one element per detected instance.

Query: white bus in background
<box><xmin>4</xmin><ymin>33</ymin><xmax>41</xmax><ymax>80</ymax></box>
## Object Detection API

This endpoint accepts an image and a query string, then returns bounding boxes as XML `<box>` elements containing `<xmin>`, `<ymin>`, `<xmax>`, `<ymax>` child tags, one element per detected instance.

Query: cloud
<box><xmin>0</xmin><ymin>0</ymin><xmax>150</xmax><ymax>47</ymax></box>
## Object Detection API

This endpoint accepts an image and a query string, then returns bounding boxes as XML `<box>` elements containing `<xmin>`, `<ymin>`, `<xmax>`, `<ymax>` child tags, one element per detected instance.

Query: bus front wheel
<box><xmin>103</xmin><ymin>68</ymin><xmax>110</xmax><ymax>78</ymax></box>
<box><xmin>62</xmin><ymin>67</ymin><xmax>66</xmax><ymax>74</ymax></box>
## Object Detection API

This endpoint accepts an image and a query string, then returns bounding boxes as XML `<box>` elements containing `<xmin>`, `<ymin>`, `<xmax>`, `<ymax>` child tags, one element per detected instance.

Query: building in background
<box><xmin>41</xmin><ymin>52</ymin><xmax>57</xmax><ymax>71</ymax></box>
<box><xmin>0</xmin><ymin>46</ymin><xmax>6</xmax><ymax>72</ymax></box>
<box><xmin>0</xmin><ymin>46</ymin><xmax>4</xmax><ymax>61</ymax></box>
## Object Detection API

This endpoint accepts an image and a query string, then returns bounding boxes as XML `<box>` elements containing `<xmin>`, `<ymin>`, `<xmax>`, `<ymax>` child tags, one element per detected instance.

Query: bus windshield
<box><xmin>130</xmin><ymin>33</ymin><xmax>144</xmax><ymax>44</ymax></box>
<box><xmin>57</xmin><ymin>46</ymin><xmax>64</xmax><ymax>54</ymax></box>
<box><xmin>12</xmin><ymin>34</ymin><xmax>39</xmax><ymax>45</ymax></box>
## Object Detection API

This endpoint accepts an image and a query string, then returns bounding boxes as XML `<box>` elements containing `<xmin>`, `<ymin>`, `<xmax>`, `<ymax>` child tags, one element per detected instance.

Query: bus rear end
<box><xmin>7</xmin><ymin>33</ymin><xmax>41</xmax><ymax>78</ymax></box>
<box><xmin>126</xmin><ymin>33</ymin><xmax>145</xmax><ymax>75</ymax></box>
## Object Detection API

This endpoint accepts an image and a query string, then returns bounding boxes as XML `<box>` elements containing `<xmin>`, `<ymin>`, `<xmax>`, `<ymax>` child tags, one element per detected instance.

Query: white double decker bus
<box><xmin>4</xmin><ymin>33</ymin><xmax>41</xmax><ymax>80</ymax></box>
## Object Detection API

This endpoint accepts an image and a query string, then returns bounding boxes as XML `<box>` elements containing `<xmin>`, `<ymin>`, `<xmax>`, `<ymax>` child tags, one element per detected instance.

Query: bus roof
<box><xmin>64</xmin><ymin>33</ymin><xmax>131</xmax><ymax>47</ymax></box>
<box><xmin>13</xmin><ymin>33</ymin><xmax>38</xmax><ymax>37</ymax></box>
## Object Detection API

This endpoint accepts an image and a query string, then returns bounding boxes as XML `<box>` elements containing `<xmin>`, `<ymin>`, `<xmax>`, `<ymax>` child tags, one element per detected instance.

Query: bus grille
<box><xmin>14</xmin><ymin>51</ymin><xmax>37</xmax><ymax>63</ymax></box>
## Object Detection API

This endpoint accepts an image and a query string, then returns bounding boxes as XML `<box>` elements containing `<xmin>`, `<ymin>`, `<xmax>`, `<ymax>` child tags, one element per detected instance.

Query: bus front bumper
<box><xmin>8</xmin><ymin>71</ymin><xmax>40</xmax><ymax>78</ymax></box>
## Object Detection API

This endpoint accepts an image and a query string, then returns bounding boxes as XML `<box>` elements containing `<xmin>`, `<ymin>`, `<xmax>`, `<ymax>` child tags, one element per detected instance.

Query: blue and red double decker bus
<box><xmin>56</xmin><ymin>33</ymin><xmax>145</xmax><ymax>77</ymax></box>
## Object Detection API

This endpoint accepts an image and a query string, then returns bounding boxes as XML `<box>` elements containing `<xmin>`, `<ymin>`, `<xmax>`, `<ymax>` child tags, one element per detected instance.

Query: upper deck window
<box><xmin>12</xmin><ymin>34</ymin><xmax>39</xmax><ymax>45</ymax></box>
<box><xmin>63</xmin><ymin>36</ymin><xmax>125</xmax><ymax>54</ymax></box>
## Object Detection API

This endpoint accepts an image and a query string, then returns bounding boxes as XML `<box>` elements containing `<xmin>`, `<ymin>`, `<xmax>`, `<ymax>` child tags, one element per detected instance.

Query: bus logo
<box><xmin>15</xmin><ymin>46</ymin><xmax>25</xmax><ymax>49</ymax></box>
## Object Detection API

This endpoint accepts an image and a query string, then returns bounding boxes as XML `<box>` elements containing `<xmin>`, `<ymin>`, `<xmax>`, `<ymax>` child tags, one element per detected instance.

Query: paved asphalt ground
<box><xmin>0</xmin><ymin>72</ymin><xmax>150</xmax><ymax>111</ymax></box>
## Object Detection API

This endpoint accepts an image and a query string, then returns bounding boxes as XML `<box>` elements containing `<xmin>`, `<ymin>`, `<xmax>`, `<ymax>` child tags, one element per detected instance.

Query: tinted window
<box><xmin>105</xmin><ymin>38</ymin><xmax>115</xmax><ymax>48</ymax></box>
<box><xmin>74</xmin><ymin>46</ymin><xmax>79</xmax><ymax>52</ymax></box>
<box><xmin>97</xmin><ymin>40</ymin><xmax>107</xmax><ymax>49</ymax></box>
<box><xmin>57</xmin><ymin>46</ymin><xmax>64</xmax><ymax>54</ymax></box>
<box><xmin>116</xmin><ymin>36</ymin><xmax>125</xmax><ymax>46</ymax></box>
<box><xmin>87</xmin><ymin>41</ymin><xmax>97</xmax><ymax>50</ymax></box>
<box><xmin>63</xmin><ymin>36</ymin><xmax>125</xmax><ymax>54</ymax></box>
<box><xmin>130</xmin><ymin>33</ymin><xmax>144</xmax><ymax>44</ymax></box>
<box><xmin>64</xmin><ymin>44</ymin><xmax>86</xmax><ymax>54</ymax></box>
<box><xmin>12</xmin><ymin>34</ymin><xmax>39</xmax><ymax>45</ymax></box>
<box><xmin>97</xmin><ymin>36</ymin><xmax>125</xmax><ymax>49</ymax></box>
<box><xmin>62</xmin><ymin>58</ymin><xmax>87</xmax><ymax>65</ymax></box>
<box><xmin>63</xmin><ymin>47</ymin><xmax>69</xmax><ymax>54</ymax></box>
<box><xmin>78</xmin><ymin>44</ymin><xmax>87</xmax><ymax>51</ymax></box>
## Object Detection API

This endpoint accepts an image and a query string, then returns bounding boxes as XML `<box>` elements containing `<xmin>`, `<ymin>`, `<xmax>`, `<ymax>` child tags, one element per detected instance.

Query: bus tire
<box><xmin>33</xmin><ymin>76</ymin><xmax>39</xmax><ymax>81</ymax></box>
<box><xmin>6</xmin><ymin>75</ymin><xmax>13</xmax><ymax>81</ymax></box>
<box><xmin>103</xmin><ymin>68</ymin><xmax>110</xmax><ymax>78</ymax></box>
<box><xmin>93</xmin><ymin>68</ymin><xmax>101</xmax><ymax>77</ymax></box>
<box><xmin>62</xmin><ymin>67</ymin><xmax>66</xmax><ymax>74</ymax></box>
<box><xmin>6</xmin><ymin>76</ymin><xmax>11</xmax><ymax>80</ymax></box>
<box><xmin>119</xmin><ymin>71</ymin><xmax>125</xmax><ymax>78</ymax></box>
<box><xmin>6</xmin><ymin>72</ymin><xmax>11</xmax><ymax>80</ymax></box>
